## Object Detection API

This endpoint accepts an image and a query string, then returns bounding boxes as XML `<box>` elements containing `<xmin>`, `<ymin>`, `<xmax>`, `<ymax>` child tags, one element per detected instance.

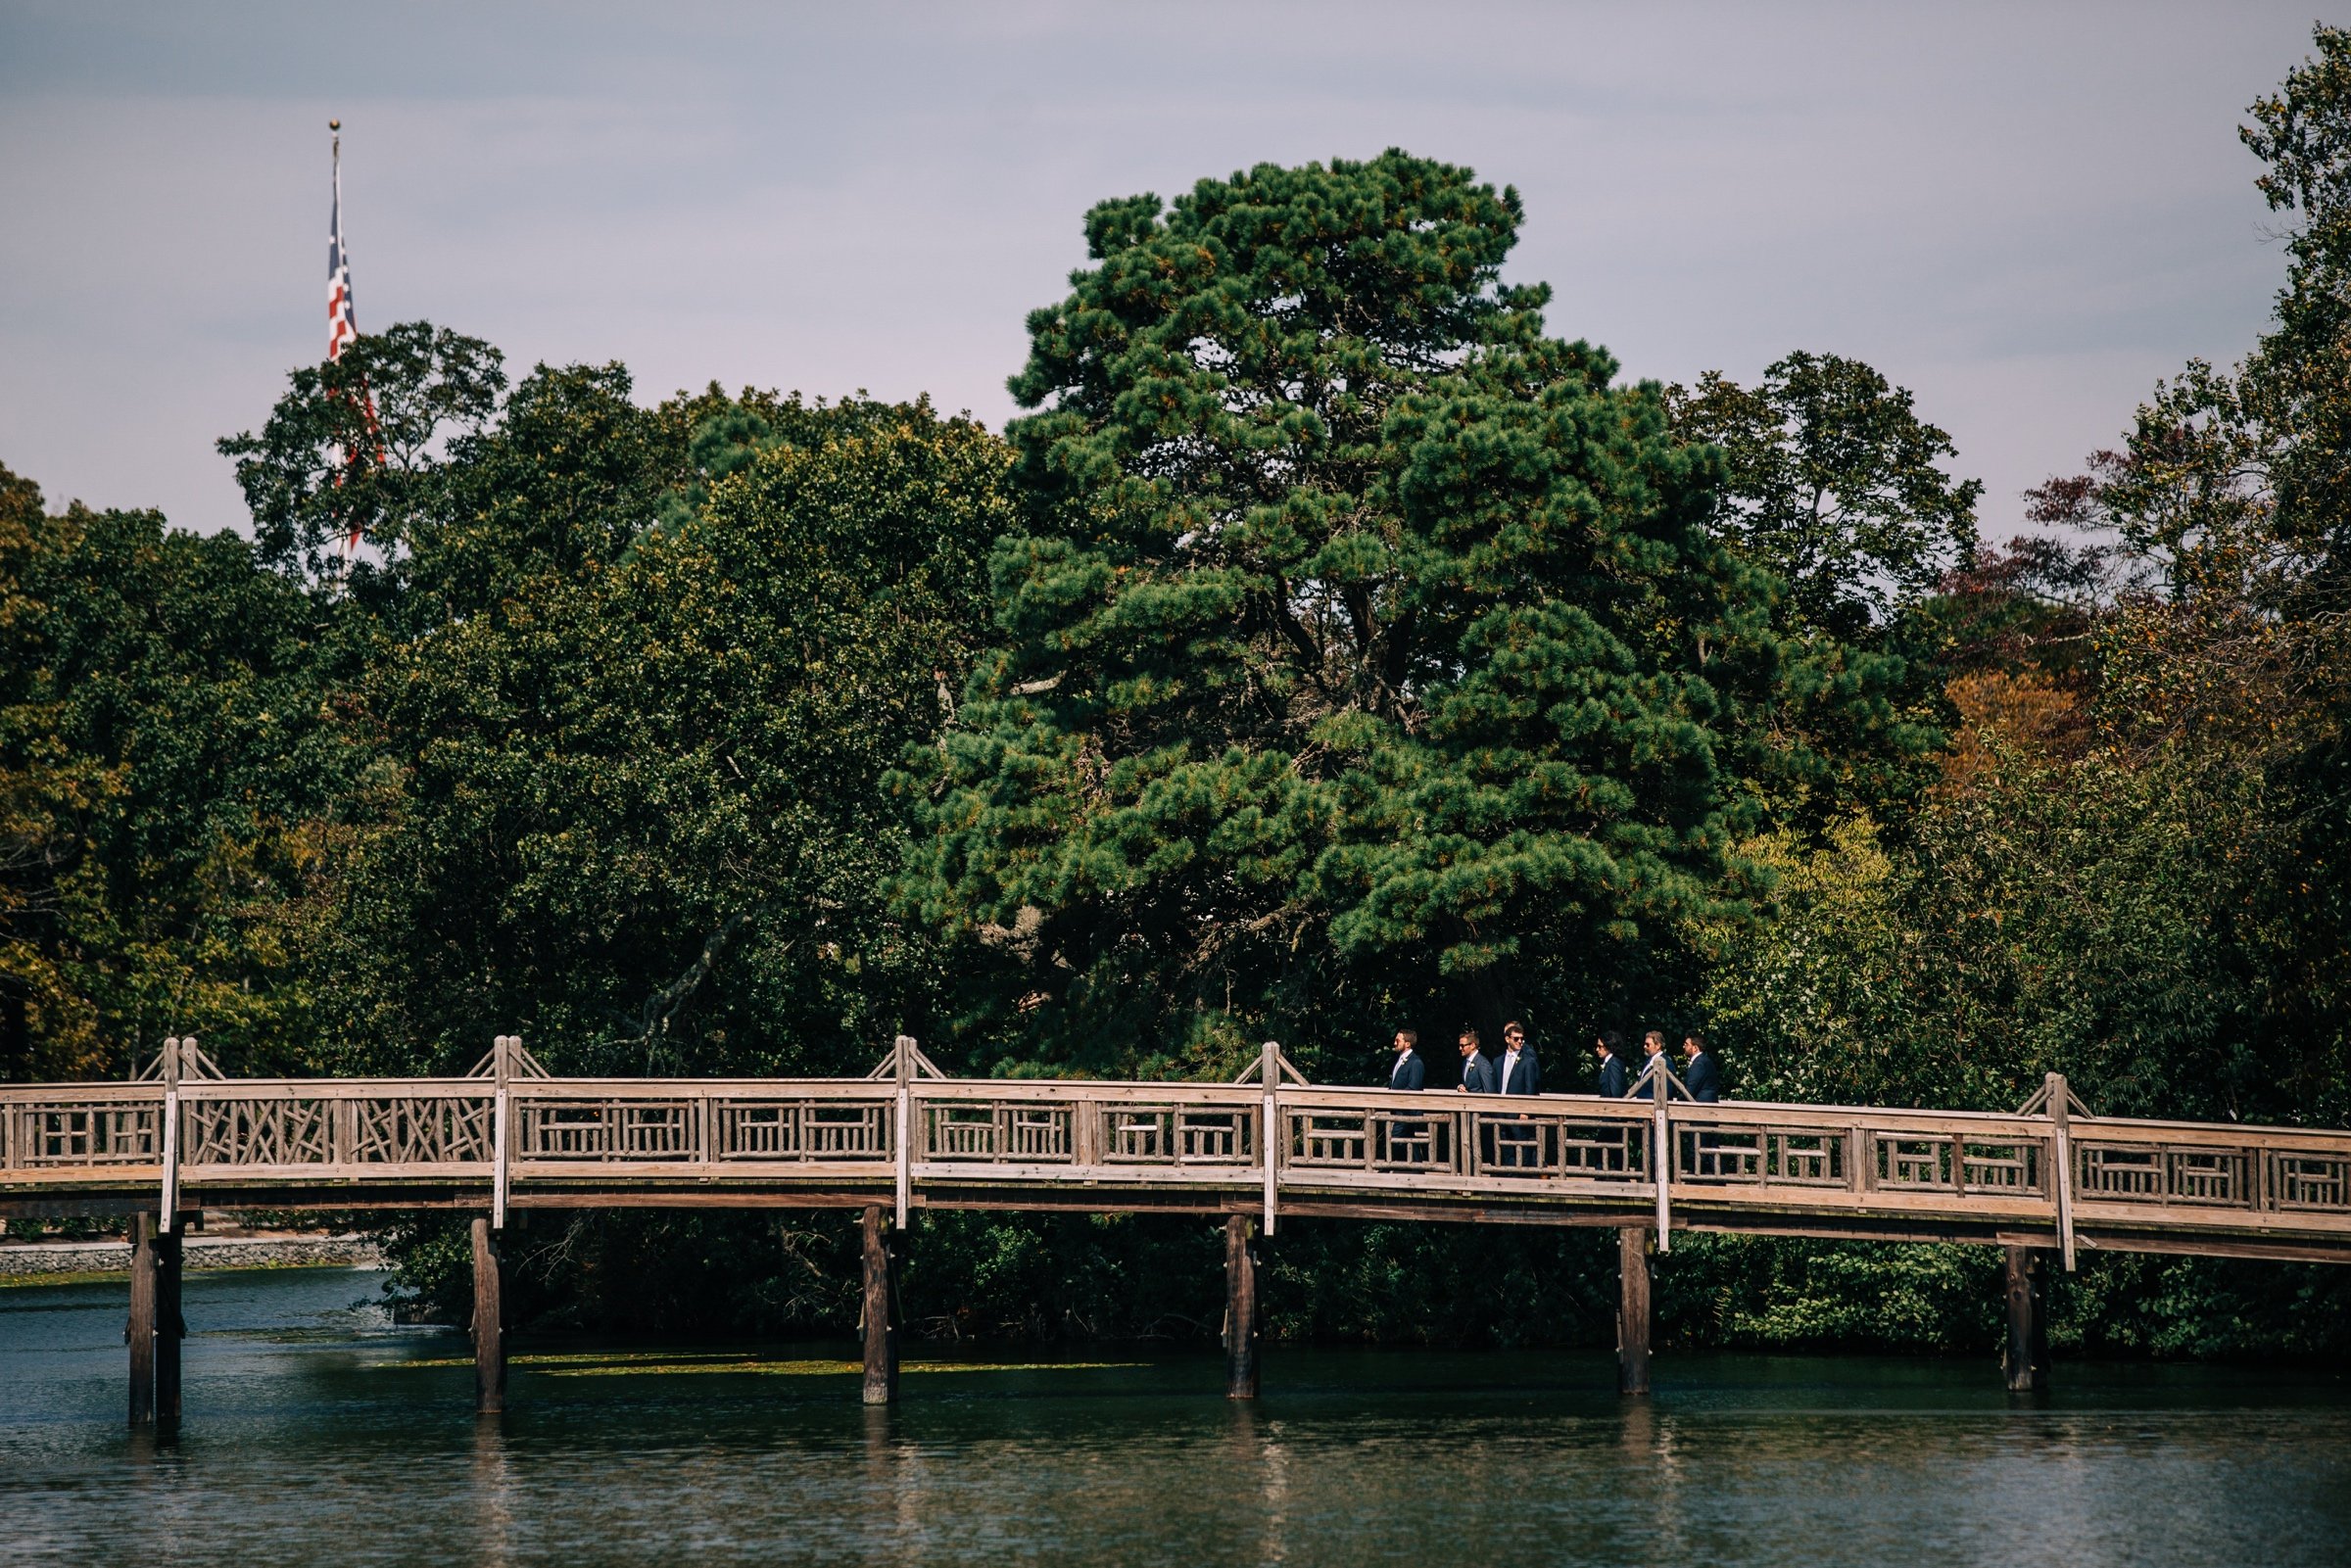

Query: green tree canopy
<box><xmin>903</xmin><ymin>150</ymin><xmax>1894</xmax><ymax>1069</ymax></box>
<box><xmin>2018</xmin><ymin>23</ymin><xmax>2351</xmax><ymax>1111</ymax></box>
<box><xmin>0</xmin><ymin>464</ymin><xmax>353</xmax><ymax>1079</ymax></box>
<box><xmin>2034</xmin><ymin>24</ymin><xmax>2351</xmax><ymax>604</ymax></box>
<box><xmin>335</xmin><ymin>395</ymin><xmax>1010</xmax><ymax>1073</ymax></box>
<box><xmin>1670</xmin><ymin>351</ymin><xmax>1984</xmax><ymax>640</ymax></box>
<box><xmin>216</xmin><ymin>321</ymin><xmax>506</xmax><ymax>594</ymax></box>
<box><xmin>2240</xmin><ymin>21</ymin><xmax>2351</xmax><ymax>575</ymax></box>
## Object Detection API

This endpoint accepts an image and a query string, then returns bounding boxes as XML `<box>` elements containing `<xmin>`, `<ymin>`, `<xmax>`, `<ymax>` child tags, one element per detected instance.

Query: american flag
<box><xmin>327</xmin><ymin>125</ymin><xmax>358</xmax><ymax>359</ymax></box>
<box><xmin>325</xmin><ymin>121</ymin><xmax>376</xmax><ymax>558</ymax></box>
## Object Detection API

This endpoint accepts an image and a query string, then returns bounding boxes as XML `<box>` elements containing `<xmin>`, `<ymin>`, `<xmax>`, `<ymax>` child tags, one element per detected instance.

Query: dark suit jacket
<box><xmin>1632</xmin><ymin>1053</ymin><xmax>1672</xmax><ymax>1097</ymax></box>
<box><xmin>1460</xmin><ymin>1053</ymin><xmax>1498</xmax><ymax>1093</ymax></box>
<box><xmin>1389</xmin><ymin>1051</ymin><xmax>1426</xmax><ymax>1091</ymax></box>
<box><xmin>1496</xmin><ymin>1050</ymin><xmax>1541</xmax><ymax>1096</ymax></box>
<box><xmin>1597</xmin><ymin>1054</ymin><xmax>1628</xmax><ymax>1099</ymax></box>
<box><xmin>1683</xmin><ymin>1051</ymin><xmax>1721</xmax><ymax>1103</ymax></box>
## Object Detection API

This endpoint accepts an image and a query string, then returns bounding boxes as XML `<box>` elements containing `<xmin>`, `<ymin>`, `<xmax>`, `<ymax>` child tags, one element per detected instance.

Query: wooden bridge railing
<box><xmin>7</xmin><ymin>1035</ymin><xmax>2351</xmax><ymax>1263</ymax></box>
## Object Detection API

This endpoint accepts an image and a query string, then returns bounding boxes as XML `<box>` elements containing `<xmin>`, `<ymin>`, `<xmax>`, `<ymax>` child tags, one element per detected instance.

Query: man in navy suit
<box><xmin>1387</xmin><ymin>1029</ymin><xmax>1426</xmax><ymax>1091</ymax></box>
<box><xmin>1594</xmin><ymin>1031</ymin><xmax>1628</xmax><ymax>1099</ymax></box>
<box><xmin>1680</xmin><ymin>1032</ymin><xmax>1722</xmax><ymax>1103</ymax></box>
<box><xmin>1456</xmin><ymin>1027</ymin><xmax>1496</xmax><ymax>1093</ymax></box>
<box><xmin>1496</xmin><ymin>1022</ymin><xmax>1542</xmax><ymax>1096</ymax></box>
<box><xmin>1632</xmin><ymin>1028</ymin><xmax>1673</xmax><ymax>1096</ymax></box>
<box><xmin>1491</xmin><ymin>1021</ymin><xmax>1542</xmax><ymax>1167</ymax></box>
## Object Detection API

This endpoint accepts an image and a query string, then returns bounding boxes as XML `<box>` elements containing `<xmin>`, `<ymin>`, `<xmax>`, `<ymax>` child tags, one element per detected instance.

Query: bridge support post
<box><xmin>2001</xmin><ymin>1245</ymin><xmax>2048</xmax><ymax>1394</ymax></box>
<box><xmin>128</xmin><ymin>1212</ymin><xmax>159</xmax><ymax>1426</ymax></box>
<box><xmin>1224</xmin><ymin>1213</ymin><xmax>1259</xmax><ymax>1399</ymax></box>
<box><xmin>155</xmin><ymin>1220</ymin><xmax>184</xmax><ymax>1430</ymax></box>
<box><xmin>861</xmin><ymin>1205</ymin><xmax>897</xmax><ymax>1405</ymax></box>
<box><xmin>471</xmin><ymin>1216</ymin><xmax>504</xmax><ymax>1415</ymax></box>
<box><xmin>1617</xmin><ymin>1226</ymin><xmax>1652</xmax><ymax>1396</ymax></box>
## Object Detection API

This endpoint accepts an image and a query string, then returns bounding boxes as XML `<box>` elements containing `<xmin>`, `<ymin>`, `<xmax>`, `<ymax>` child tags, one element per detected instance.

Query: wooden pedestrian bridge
<box><xmin>8</xmin><ymin>1035</ymin><xmax>2351</xmax><ymax>1425</ymax></box>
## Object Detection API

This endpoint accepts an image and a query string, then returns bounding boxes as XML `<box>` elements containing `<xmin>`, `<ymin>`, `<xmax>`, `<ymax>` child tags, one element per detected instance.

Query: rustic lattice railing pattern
<box><xmin>8</xmin><ymin>1038</ymin><xmax>2351</xmax><ymax>1261</ymax></box>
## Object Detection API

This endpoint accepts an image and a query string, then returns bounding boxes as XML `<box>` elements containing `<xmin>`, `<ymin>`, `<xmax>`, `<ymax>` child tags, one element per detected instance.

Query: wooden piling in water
<box><xmin>471</xmin><ymin>1216</ymin><xmax>504</xmax><ymax>1414</ymax></box>
<box><xmin>861</xmin><ymin>1205</ymin><xmax>897</xmax><ymax>1405</ymax></box>
<box><xmin>2001</xmin><ymin>1245</ymin><xmax>2048</xmax><ymax>1393</ymax></box>
<box><xmin>155</xmin><ymin>1221</ymin><xmax>183</xmax><ymax>1429</ymax></box>
<box><xmin>1224</xmin><ymin>1213</ymin><xmax>1259</xmax><ymax>1400</ymax></box>
<box><xmin>1617</xmin><ymin>1225</ymin><xmax>1652</xmax><ymax>1396</ymax></box>
<box><xmin>128</xmin><ymin>1212</ymin><xmax>158</xmax><ymax>1426</ymax></box>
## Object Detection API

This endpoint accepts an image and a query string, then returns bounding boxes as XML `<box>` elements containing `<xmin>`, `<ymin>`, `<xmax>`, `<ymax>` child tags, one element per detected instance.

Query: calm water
<box><xmin>4</xmin><ymin>1267</ymin><xmax>2349</xmax><ymax>1566</ymax></box>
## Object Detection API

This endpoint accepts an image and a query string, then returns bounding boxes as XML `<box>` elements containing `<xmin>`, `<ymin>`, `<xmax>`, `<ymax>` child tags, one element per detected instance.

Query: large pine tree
<box><xmin>905</xmin><ymin>151</ymin><xmax>1885</xmax><ymax>1072</ymax></box>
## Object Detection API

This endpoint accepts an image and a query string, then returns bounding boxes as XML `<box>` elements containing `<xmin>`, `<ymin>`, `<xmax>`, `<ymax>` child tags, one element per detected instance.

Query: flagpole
<box><xmin>327</xmin><ymin>118</ymin><xmax>359</xmax><ymax>579</ymax></box>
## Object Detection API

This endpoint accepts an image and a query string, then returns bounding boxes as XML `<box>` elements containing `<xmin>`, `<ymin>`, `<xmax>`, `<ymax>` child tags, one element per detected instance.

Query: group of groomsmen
<box><xmin>1385</xmin><ymin>1022</ymin><xmax>1721</xmax><ymax>1102</ymax></box>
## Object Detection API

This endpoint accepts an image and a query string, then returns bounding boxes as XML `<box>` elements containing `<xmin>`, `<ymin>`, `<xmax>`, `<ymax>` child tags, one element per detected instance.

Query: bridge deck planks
<box><xmin>9</xmin><ymin>1065</ymin><xmax>2351</xmax><ymax>1264</ymax></box>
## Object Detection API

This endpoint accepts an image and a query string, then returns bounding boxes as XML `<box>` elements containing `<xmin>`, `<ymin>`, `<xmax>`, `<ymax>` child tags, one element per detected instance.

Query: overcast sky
<box><xmin>0</xmin><ymin>2</ymin><xmax>2325</xmax><ymax>540</ymax></box>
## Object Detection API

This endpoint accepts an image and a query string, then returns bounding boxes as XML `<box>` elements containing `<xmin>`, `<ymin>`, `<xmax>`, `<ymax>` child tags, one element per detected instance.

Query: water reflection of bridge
<box><xmin>9</xmin><ymin>1036</ymin><xmax>2349</xmax><ymax>1426</ymax></box>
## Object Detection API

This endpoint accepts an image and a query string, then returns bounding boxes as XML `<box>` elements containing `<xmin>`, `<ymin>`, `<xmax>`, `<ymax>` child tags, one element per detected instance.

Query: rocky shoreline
<box><xmin>0</xmin><ymin>1232</ymin><xmax>386</xmax><ymax>1278</ymax></box>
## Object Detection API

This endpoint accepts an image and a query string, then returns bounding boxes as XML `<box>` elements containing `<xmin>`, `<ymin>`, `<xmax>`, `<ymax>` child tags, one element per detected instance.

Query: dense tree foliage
<box><xmin>11</xmin><ymin>30</ymin><xmax>2351</xmax><ymax>1358</ymax></box>
<box><xmin>216</xmin><ymin>321</ymin><xmax>507</xmax><ymax>601</ymax></box>
<box><xmin>341</xmin><ymin>392</ymin><xmax>1009</xmax><ymax>1075</ymax></box>
<box><xmin>0</xmin><ymin>467</ymin><xmax>360</xmax><ymax>1081</ymax></box>
<box><xmin>902</xmin><ymin>152</ymin><xmax>1901</xmax><ymax>1074</ymax></box>
<box><xmin>1670</xmin><ymin>351</ymin><xmax>1983</xmax><ymax>640</ymax></box>
<box><xmin>1663</xmin><ymin>24</ymin><xmax>2351</xmax><ymax>1351</ymax></box>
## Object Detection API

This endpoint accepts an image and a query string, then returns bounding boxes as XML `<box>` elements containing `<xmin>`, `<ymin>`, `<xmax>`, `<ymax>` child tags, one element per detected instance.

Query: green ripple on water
<box><xmin>374</xmin><ymin>1350</ymin><xmax>1150</xmax><ymax>1377</ymax></box>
